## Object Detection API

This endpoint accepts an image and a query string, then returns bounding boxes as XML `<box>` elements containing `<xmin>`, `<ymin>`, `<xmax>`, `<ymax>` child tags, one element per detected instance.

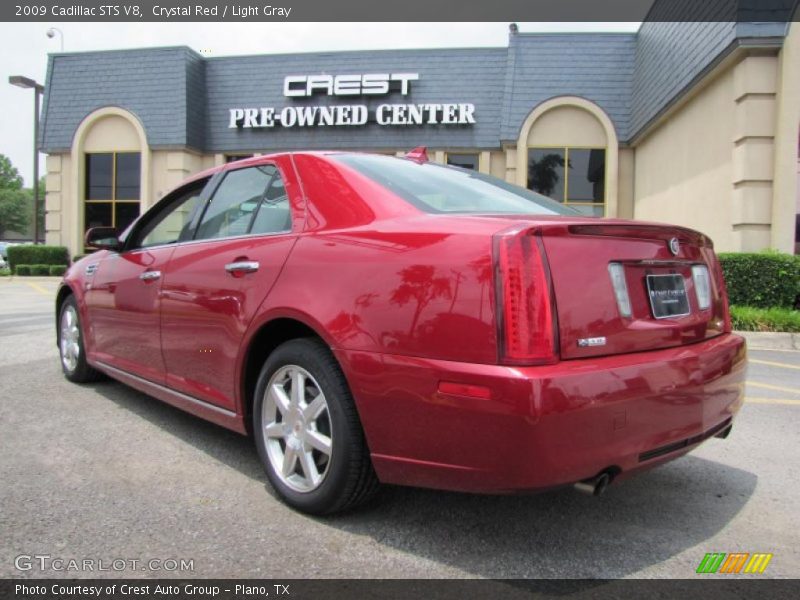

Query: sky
<box><xmin>0</xmin><ymin>21</ymin><xmax>639</xmax><ymax>185</ymax></box>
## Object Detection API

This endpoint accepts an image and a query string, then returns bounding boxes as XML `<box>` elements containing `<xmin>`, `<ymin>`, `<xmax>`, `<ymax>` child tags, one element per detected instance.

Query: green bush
<box><xmin>730</xmin><ymin>305</ymin><xmax>800</xmax><ymax>332</ymax></box>
<box><xmin>718</xmin><ymin>251</ymin><xmax>800</xmax><ymax>310</ymax></box>
<box><xmin>7</xmin><ymin>245</ymin><xmax>69</xmax><ymax>271</ymax></box>
<box><xmin>49</xmin><ymin>265</ymin><xmax>67</xmax><ymax>277</ymax></box>
<box><xmin>15</xmin><ymin>264</ymin><xmax>31</xmax><ymax>276</ymax></box>
<box><xmin>30</xmin><ymin>264</ymin><xmax>50</xmax><ymax>276</ymax></box>
<box><xmin>0</xmin><ymin>268</ymin><xmax>10</xmax><ymax>277</ymax></box>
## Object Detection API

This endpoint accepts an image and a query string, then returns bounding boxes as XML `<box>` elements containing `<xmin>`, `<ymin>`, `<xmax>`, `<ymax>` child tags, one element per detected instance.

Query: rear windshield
<box><xmin>334</xmin><ymin>154</ymin><xmax>578</xmax><ymax>216</ymax></box>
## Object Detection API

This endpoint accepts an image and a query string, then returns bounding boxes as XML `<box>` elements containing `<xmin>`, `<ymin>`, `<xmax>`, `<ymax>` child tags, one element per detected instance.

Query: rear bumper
<box><xmin>340</xmin><ymin>333</ymin><xmax>746</xmax><ymax>493</ymax></box>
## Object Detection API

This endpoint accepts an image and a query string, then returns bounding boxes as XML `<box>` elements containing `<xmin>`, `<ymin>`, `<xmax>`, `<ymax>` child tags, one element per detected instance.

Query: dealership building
<box><xmin>39</xmin><ymin>18</ymin><xmax>800</xmax><ymax>257</ymax></box>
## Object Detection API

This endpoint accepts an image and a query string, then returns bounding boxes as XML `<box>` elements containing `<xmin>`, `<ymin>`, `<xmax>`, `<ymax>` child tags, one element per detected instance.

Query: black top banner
<box><xmin>2</xmin><ymin>0</ymin><xmax>799</xmax><ymax>22</ymax></box>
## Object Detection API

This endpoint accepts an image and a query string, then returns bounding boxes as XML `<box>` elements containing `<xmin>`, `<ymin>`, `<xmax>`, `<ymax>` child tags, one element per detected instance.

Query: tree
<box><xmin>0</xmin><ymin>188</ymin><xmax>30</xmax><ymax>239</ymax></box>
<box><xmin>0</xmin><ymin>154</ymin><xmax>23</xmax><ymax>191</ymax></box>
<box><xmin>0</xmin><ymin>154</ymin><xmax>32</xmax><ymax>238</ymax></box>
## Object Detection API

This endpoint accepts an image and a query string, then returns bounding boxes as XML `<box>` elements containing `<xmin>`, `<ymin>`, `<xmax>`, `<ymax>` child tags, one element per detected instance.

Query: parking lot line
<box><xmin>746</xmin><ymin>347</ymin><xmax>800</xmax><ymax>354</ymax></box>
<box><xmin>746</xmin><ymin>381</ymin><xmax>800</xmax><ymax>395</ymax></box>
<box><xmin>746</xmin><ymin>397</ymin><xmax>800</xmax><ymax>406</ymax></box>
<box><xmin>24</xmin><ymin>281</ymin><xmax>53</xmax><ymax>296</ymax></box>
<box><xmin>749</xmin><ymin>358</ymin><xmax>800</xmax><ymax>371</ymax></box>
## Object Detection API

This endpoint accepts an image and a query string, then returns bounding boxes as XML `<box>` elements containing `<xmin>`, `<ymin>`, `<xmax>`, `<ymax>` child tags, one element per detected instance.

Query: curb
<box><xmin>735</xmin><ymin>331</ymin><xmax>800</xmax><ymax>351</ymax></box>
<box><xmin>1</xmin><ymin>276</ymin><xmax>62</xmax><ymax>282</ymax></box>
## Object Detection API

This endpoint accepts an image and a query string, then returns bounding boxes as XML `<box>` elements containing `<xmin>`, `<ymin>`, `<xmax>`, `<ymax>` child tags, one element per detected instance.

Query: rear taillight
<box><xmin>494</xmin><ymin>227</ymin><xmax>558</xmax><ymax>365</ymax></box>
<box><xmin>692</xmin><ymin>265</ymin><xmax>712</xmax><ymax>310</ymax></box>
<box><xmin>608</xmin><ymin>262</ymin><xmax>632</xmax><ymax>318</ymax></box>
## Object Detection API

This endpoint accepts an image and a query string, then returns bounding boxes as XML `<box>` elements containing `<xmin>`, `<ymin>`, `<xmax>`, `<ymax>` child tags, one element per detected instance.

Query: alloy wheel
<box><xmin>60</xmin><ymin>305</ymin><xmax>80</xmax><ymax>373</ymax></box>
<box><xmin>262</xmin><ymin>365</ymin><xmax>333</xmax><ymax>493</ymax></box>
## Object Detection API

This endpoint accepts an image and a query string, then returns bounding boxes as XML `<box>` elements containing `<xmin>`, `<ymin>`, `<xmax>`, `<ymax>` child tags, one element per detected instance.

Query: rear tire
<box><xmin>253</xmin><ymin>338</ymin><xmax>379</xmax><ymax>515</ymax></box>
<box><xmin>58</xmin><ymin>295</ymin><xmax>102</xmax><ymax>383</ymax></box>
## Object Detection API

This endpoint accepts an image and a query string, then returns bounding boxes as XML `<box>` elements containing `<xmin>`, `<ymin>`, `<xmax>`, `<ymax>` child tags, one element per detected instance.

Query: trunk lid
<box><xmin>538</xmin><ymin>220</ymin><xmax>729</xmax><ymax>360</ymax></box>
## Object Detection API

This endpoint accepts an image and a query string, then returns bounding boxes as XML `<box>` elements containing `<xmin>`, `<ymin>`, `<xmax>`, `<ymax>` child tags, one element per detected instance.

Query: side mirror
<box><xmin>85</xmin><ymin>227</ymin><xmax>121</xmax><ymax>251</ymax></box>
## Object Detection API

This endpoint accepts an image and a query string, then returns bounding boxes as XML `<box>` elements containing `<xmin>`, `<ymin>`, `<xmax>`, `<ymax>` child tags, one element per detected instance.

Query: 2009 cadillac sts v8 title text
<box><xmin>56</xmin><ymin>150</ymin><xmax>746</xmax><ymax>514</ymax></box>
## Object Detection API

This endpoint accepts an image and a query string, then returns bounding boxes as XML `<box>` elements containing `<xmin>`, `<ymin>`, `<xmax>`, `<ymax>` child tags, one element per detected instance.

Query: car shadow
<box><xmin>92</xmin><ymin>378</ymin><xmax>757</xmax><ymax>579</ymax></box>
<box><xmin>90</xmin><ymin>378</ymin><xmax>267</xmax><ymax>484</ymax></box>
<box><xmin>331</xmin><ymin>459</ymin><xmax>756</xmax><ymax>579</ymax></box>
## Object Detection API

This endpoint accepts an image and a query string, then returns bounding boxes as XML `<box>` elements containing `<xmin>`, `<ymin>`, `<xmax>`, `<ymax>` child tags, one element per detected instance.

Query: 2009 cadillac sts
<box><xmin>56</xmin><ymin>150</ymin><xmax>746</xmax><ymax>514</ymax></box>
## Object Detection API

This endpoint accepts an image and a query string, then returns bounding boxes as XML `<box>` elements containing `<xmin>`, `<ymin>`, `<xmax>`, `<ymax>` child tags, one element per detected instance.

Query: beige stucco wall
<box><xmin>150</xmin><ymin>150</ymin><xmax>214</xmax><ymax>208</ymax></box>
<box><xmin>525</xmin><ymin>105</ymin><xmax>607</xmax><ymax>148</ymax></box>
<box><xmin>632</xmin><ymin>39</ymin><xmax>800</xmax><ymax>254</ymax></box>
<box><xmin>489</xmin><ymin>151</ymin><xmax>506</xmax><ymax>179</ymax></box>
<box><xmin>772</xmin><ymin>21</ymin><xmax>800</xmax><ymax>252</ymax></box>
<box><xmin>45</xmin><ymin>154</ymin><xmax>69</xmax><ymax>247</ymax></box>
<box><xmin>632</xmin><ymin>51</ymin><xmax>790</xmax><ymax>253</ymax></box>
<box><xmin>617</xmin><ymin>148</ymin><xmax>635</xmax><ymax>219</ymax></box>
<box><xmin>633</xmin><ymin>67</ymin><xmax>738</xmax><ymax>248</ymax></box>
<box><xmin>82</xmin><ymin>115</ymin><xmax>140</xmax><ymax>152</ymax></box>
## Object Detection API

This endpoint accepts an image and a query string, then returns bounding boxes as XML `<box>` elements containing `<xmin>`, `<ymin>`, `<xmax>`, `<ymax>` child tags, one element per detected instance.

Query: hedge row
<box><xmin>718</xmin><ymin>252</ymin><xmax>800</xmax><ymax>310</ymax></box>
<box><xmin>730</xmin><ymin>305</ymin><xmax>800</xmax><ymax>332</ymax></box>
<box><xmin>14</xmin><ymin>264</ymin><xmax>67</xmax><ymax>276</ymax></box>
<box><xmin>6</xmin><ymin>245</ymin><xmax>69</xmax><ymax>270</ymax></box>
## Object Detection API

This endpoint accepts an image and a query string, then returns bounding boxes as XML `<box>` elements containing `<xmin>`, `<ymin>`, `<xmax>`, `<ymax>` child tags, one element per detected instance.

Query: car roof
<box><xmin>160</xmin><ymin>150</ymin><xmax>422</xmax><ymax>201</ymax></box>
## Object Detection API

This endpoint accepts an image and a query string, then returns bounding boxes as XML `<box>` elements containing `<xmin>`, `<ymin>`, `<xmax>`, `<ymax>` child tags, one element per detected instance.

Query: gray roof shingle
<box><xmin>41</xmin><ymin>47</ymin><xmax>201</xmax><ymax>152</ymax></box>
<box><xmin>499</xmin><ymin>33</ymin><xmax>636</xmax><ymax>142</ymax></box>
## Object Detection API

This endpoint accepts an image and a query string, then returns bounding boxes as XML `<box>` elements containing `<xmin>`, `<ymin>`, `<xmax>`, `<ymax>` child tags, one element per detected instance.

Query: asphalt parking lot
<box><xmin>1</xmin><ymin>277</ymin><xmax>798</xmax><ymax>579</ymax></box>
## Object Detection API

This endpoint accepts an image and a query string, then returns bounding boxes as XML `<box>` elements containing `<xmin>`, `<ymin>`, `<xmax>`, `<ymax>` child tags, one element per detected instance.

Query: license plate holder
<box><xmin>646</xmin><ymin>274</ymin><xmax>690</xmax><ymax>319</ymax></box>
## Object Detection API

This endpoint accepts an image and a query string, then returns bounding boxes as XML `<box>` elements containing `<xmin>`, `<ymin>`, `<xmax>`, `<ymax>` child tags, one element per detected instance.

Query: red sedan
<box><xmin>56</xmin><ymin>151</ymin><xmax>746</xmax><ymax>514</ymax></box>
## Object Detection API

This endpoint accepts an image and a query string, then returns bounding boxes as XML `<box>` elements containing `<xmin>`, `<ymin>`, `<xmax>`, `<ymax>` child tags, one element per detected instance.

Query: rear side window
<box><xmin>195</xmin><ymin>165</ymin><xmax>291</xmax><ymax>241</ymax></box>
<box><xmin>334</xmin><ymin>154</ymin><xmax>578</xmax><ymax>216</ymax></box>
<box><xmin>250</xmin><ymin>172</ymin><xmax>291</xmax><ymax>235</ymax></box>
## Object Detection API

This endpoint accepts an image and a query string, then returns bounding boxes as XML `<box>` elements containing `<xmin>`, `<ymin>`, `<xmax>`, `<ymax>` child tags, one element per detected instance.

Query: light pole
<box><xmin>9</xmin><ymin>75</ymin><xmax>45</xmax><ymax>245</ymax></box>
<box><xmin>46</xmin><ymin>27</ymin><xmax>64</xmax><ymax>52</ymax></box>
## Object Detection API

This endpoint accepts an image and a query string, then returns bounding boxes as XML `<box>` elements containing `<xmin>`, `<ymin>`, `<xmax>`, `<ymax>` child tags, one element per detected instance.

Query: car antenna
<box><xmin>404</xmin><ymin>146</ymin><xmax>429</xmax><ymax>162</ymax></box>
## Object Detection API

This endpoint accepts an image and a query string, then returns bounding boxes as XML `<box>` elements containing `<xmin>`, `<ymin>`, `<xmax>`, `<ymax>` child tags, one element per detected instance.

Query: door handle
<box><xmin>139</xmin><ymin>270</ymin><xmax>161</xmax><ymax>281</ymax></box>
<box><xmin>225</xmin><ymin>261</ymin><xmax>260</xmax><ymax>275</ymax></box>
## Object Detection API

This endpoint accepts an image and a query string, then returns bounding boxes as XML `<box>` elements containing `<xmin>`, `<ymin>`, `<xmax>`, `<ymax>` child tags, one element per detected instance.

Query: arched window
<box><xmin>517</xmin><ymin>97</ymin><xmax>619</xmax><ymax>217</ymax></box>
<box><xmin>71</xmin><ymin>108</ymin><xmax>149</xmax><ymax>252</ymax></box>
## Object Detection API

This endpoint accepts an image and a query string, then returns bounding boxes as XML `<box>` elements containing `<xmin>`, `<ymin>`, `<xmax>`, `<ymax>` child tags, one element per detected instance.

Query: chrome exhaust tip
<box><xmin>574</xmin><ymin>472</ymin><xmax>611</xmax><ymax>496</ymax></box>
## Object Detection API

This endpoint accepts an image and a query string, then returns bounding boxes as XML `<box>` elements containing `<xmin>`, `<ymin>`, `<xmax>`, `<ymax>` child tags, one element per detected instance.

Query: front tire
<box><xmin>59</xmin><ymin>296</ymin><xmax>102</xmax><ymax>383</ymax></box>
<box><xmin>253</xmin><ymin>338</ymin><xmax>379</xmax><ymax>515</ymax></box>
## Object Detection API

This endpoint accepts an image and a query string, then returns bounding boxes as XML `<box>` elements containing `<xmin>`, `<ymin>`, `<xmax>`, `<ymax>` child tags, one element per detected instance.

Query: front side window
<box><xmin>135</xmin><ymin>180</ymin><xmax>209</xmax><ymax>249</ymax></box>
<box><xmin>84</xmin><ymin>152</ymin><xmax>141</xmax><ymax>244</ymax></box>
<box><xmin>527</xmin><ymin>147</ymin><xmax>606</xmax><ymax>217</ymax></box>
<box><xmin>195</xmin><ymin>165</ymin><xmax>291</xmax><ymax>241</ymax></box>
<box><xmin>334</xmin><ymin>154</ymin><xmax>576</xmax><ymax>216</ymax></box>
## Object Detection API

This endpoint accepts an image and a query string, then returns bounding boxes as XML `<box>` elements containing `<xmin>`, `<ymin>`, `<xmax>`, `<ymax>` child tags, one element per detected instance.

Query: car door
<box><xmin>84</xmin><ymin>177</ymin><xmax>210</xmax><ymax>383</ymax></box>
<box><xmin>159</xmin><ymin>158</ymin><xmax>302</xmax><ymax>411</ymax></box>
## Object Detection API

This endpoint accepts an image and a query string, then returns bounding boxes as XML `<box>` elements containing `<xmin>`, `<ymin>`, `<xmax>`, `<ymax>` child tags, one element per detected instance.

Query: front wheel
<box><xmin>58</xmin><ymin>296</ymin><xmax>102</xmax><ymax>383</ymax></box>
<box><xmin>253</xmin><ymin>338</ymin><xmax>379</xmax><ymax>514</ymax></box>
